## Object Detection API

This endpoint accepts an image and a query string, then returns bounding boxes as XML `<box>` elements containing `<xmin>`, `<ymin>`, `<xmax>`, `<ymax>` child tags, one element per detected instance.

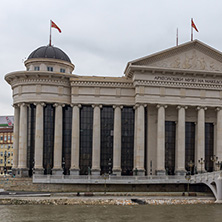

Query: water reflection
<box><xmin>0</xmin><ymin>204</ymin><xmax>221</xmax><ymax>222</ymax></box>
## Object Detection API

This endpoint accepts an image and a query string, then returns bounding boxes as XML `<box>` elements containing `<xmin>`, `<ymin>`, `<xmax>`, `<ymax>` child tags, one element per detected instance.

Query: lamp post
<box><xmin>187</xmin><ymin>160</ymin><xmax>194</xmax><ymax>175</ymax></box>
<box><xmin>4</xmin><ymin>151</ymin><xmax>10</xmax><ymax>175</ymax></box>
<box><xmin>185</xmin><ymin>174</ymin><xmax>191</xmax><ymax>196</ymax></box>
<box><xmin>198</xmin><ymin>158</ymin><xmax>205</xmax><ymax>174</ymax></box>
<box><xmin>215</xmin><ymin>161</ymin><xmax>222</xmax><ymax>171</ymax></box>
<box><xmin>210</xmin><ymin>155</ymin><xmax>218</xmax><ymax>171</ymax></box>
<box><xmin>62</xmin><ymin>157</ymin><xmax>65</xmax><ymax>175</ymax></box>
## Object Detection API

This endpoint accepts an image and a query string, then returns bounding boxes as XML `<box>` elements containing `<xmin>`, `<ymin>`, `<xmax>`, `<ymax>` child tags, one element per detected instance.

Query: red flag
<box><xmin>51</xmin><ymin>20</ymin><xmax>61</xmax><ymax>33</ymax></box>
<box><xmin>191</xmin><ymin>19</ymin><xmax>198</xmax><ymax>32</ymax></box>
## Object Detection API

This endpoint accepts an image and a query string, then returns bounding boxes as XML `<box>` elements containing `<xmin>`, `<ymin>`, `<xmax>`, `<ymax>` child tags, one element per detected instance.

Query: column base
<box><xmin>91</xmin><ymin>169</ymin><xmax>100</xmax><ymax>175</ymax></box>
<box><xmin>70</xmin><ymin>169</ymin><xmax>80</xmax><ymax>175</ymax></box>
<box><xmin>17</xmin><ymin>168</ymin><xmax>29</xmax><ymax>177</ymax></box>
<box><xmin>112</xmin><ymin>169</ymin><xmax>121</xmax><ymax>176</ymax></box>
<box><xmin>34</xmin><ymin>168</ymin><xmax>44</xmax><ymax>175</ymax></box>
<box><xmin>133</xmin><ymin>169</ymin><xmax>145</xmax><ymax>176</ymax></box>
<box><xmin>11</xmin><ymin>168</ymin><xmax>18</xmax><ymax>177</ymax></box>
<box><xmin>175</xmin><ymin>170</ymin><xmax>186</xmax><ymax>176</ymax></box>
<box><xmin>52</xmin><ymin>168</ymin><xmax>63</xmax><ymax>175</ymax></box>
<box><xmin>197</xmin><ymin>170</ymin><xmax>207</xmax><ymax>174</ymax></box>
<box><xmin>156</xmin><ymin>170</ymin><xmax>166</xmax><ymax>176</ymax></box>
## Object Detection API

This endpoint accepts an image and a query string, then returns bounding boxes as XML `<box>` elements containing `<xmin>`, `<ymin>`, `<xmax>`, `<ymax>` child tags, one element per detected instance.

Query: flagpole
<box><xmin>49</xmin><ymin>20</ymin><xmax>52</xmax><ymax>46</ymax></box>
<box><xmin>191</xmin><ymin>18</ymin><xmax>193</xmax><ymax>41</ymax></box>
<box><xmin>176</xmin><ymin>28</ymin><xmax>178</xmax><ymax>46</ymax></box>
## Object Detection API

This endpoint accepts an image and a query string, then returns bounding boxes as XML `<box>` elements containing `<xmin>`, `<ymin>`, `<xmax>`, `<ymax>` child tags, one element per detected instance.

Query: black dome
<box><xmin>27</xmin><ymin>45</ymin><xmax>71</xmax><ymax>63</ymax></box>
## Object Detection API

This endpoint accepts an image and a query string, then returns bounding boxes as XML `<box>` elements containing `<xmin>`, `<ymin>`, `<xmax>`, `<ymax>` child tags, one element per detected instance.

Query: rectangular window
<box><xmin>4</xmin><ymin>136</ymin><xmax>7</xmax><ymax>141</ymax></box>
<box><xmin>11</xmin><ymin>136</ymin><xmax>13</xmax><ymax>141</ymax></box>
<box><xmin>0</xmin><ymin>159</ymin><xmax>3</xmax><ymax>164</ymax></box>
<box><xmin>1</xmin><ymin>145</ymin><xmax>3</xmax><ymax>149</ymax></box>
<box><xmin>47</xmin><ymin>66</ymin><xmax>53</xmax><ymax>72</ymax></box>
<box><xmin>0</xmin><ymin>152</ymin><xmax>3</xmax><ymax>157</ymax></box>
<box><xmin>60</xmin><ymin>68</ymin><xmax>65</xmax><ymax>73</ymax></box>
<box><xmin>8</xmin><ymin>135</ymin><xmax>10</xmax><ymax>141</ymax></box>
<box><xmin>34</xmin><ymin>66</ymin><xmax>40</xmax><ymax>71</ymax></box>
<box><xmin>8</xmin><ymin>159</ymin><xmax>10</xmax><ymax>164</ymax></box>
<box><xmin>0</xmin><ymin>135</ymin><xmax>3</xmax><ymax>141</ymax></box>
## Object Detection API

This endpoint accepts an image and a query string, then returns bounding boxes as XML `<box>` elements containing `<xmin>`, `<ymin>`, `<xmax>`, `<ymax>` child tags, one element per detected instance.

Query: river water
<box><xmin>0</xmin><ymin>204</ymin><xmax>222</xmax><ymax>222</ymax></box>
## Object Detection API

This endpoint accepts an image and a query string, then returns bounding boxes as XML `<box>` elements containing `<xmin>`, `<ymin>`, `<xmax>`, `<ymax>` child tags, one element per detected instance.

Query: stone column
<box><xmin>52</xmin><ymin>103</ymin><xmax>63</xmax><ymax>175</ymax></box>
<box><xmin>196</xmin><ymin>106</ymin><xmax>207</xmax><ymax>173</ymax></box>
<box><xmin>134</xmin><ymin>104</ymin><xmax>146</xmax><ymax>176</ymax></box>
<box><xmin>18</xmin><ymin>103</ymin><xmax>29</xmax><ymax>177</ymax></box>
<box><xmin>156</xmin><ymin>105</ymin><xmax>167</xmax><ymax>175</ymax></box>
<box><xmin>34</xmin><ymin>103</ymin><xmax>45</xmax><ymax>175</ymax></box>
<box><xmin>175</xmin><ymin>106</ymin><xmax>187</xmax><ymax>175</ymax></box>
<box><xmin>12</xmin><ymin>104</ymin><xmax>20</xmax><ymax>175</ymax></box>
<box><xmin>91</xmin><ymin>105</ymin><xmax>101</xmax><ymax>175</ymax></box>
<box><xmin>133</xmin><ymin>106</ymin><xmax>138</xmax><ymax>173</ymax></box>
<box><xmin>216</xmin><ymin>107</ymin><xmax>222</xmax><ymax>165</ymax></box>
<box><xmin>112</xmin><ymin>105</ymin><xmax>122</xmax><ymax>176</ymax></box>
<box><xmin>70</xmin><ymin>104</ymin><xmax>81</xmax><ymax>175</ymax></box>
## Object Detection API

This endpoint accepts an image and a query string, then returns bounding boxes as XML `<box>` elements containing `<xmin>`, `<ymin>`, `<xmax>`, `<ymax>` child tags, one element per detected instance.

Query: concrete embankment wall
<box><xmin>0</xmin><ymin>177</ymin><xmax>212</xmax><ymax>193</ymax></box>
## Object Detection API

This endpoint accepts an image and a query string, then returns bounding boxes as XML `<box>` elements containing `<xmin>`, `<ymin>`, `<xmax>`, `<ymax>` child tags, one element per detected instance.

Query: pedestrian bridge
<box><xmin>33</xmin><ymin>171</ymin><xmax>222</xmax><ymax>202</ymax></box>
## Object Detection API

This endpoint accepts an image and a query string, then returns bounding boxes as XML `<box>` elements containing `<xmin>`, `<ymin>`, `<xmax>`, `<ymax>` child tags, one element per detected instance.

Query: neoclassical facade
<box><xmin>5</xmin><ymin>40</ymin><xmax>222</xmax><ymax>177</ymax></box>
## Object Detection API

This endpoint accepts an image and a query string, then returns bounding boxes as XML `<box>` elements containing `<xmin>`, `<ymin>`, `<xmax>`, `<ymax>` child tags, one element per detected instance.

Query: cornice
<box><xmin>70</xmin><ymin>80</ymin><xmax>133</xmax><ymax>88</ymax></box>
<box><xmin>134</xmin><ymin>79</ymin><xmax>222</xmax><ymax>90</ymax></box>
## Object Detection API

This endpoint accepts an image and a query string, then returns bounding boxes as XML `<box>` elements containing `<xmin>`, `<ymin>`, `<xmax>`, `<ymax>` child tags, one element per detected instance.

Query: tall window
<box><xmin>165</xmin><ymin>121</ymin><xmax>176</xmax><ymax>175</ymax></box>
<box><xmin>43</xmin><ymin>104</ymin><xmax>55</xmax><ymax>175</ymax></box>
<box><xmin>185</xmin><ymin>122</ymin><xmax>195</xmax><ymax>174</ymax></box>
<box><xmin>27</xmin><ymin>104</ymin><xmax>36</xmax><ymax>176</ymax></box>
<box><xmin>205</xmin><ymin>123</ymin><xmax>214</xmax><ymax>172</ymax></box>
<box><xmin>62</xmin><ymin>105</ymin><xmax>72</xmax><ymax>175</ymax></box>
<box><xmin>34</xmin><ymin>66</ymin><xmax>40</xmax><ymax>71</ymax></box>
<box><xmin>100</xmin><ymin>106</ymin><xmax>114</xmax><ymax>175</ymax></box>
<box><xmin>79</xmin><ymin>106</ymin><xmax>93</xmax><ymax>175</ymax></box>
<box><xmin>121</xmin><ymin>107</ymin><xmax>134</xmax><ymax>175</ymax></box>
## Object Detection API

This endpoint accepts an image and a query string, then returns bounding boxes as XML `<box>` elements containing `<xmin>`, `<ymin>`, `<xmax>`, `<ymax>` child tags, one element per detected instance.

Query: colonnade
<box><xmin>12</xmin><ymin>103</ymin><xmax>222</xmax><ymax>177</ymax></box>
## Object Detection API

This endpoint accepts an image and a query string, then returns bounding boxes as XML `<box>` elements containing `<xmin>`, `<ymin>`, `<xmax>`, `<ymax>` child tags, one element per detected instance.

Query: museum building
<box><xmin>4</xmin><ymin>40</ymin><xmax>222</xmax><ymax>177</ymax></box>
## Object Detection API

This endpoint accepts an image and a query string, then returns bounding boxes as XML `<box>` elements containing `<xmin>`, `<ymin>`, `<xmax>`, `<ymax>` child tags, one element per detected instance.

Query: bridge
<box><xmin>33</xmin><ymin>171</ymin><xmax>222</xmax><ymax>202</ymax></box>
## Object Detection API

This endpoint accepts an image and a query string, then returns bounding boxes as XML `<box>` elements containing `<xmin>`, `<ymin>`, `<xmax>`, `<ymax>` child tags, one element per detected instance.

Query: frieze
<box><xmin>135</xmin><ymin>76</ymin><xmax>222</xmax><ymax>90</ymax></box>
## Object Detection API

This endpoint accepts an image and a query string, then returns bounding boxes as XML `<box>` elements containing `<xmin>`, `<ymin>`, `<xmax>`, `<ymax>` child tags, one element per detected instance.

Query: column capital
<box><xmin>92</xmin><ymin>104</ymin><xmax>102</xmax><ymax>109</ymax></box>
<box><xmin>176</xmin><ymin>105</ymin><xmax>188</xmax><ymax>110</ymax></box>
<box><xmin>53</xmin><ymin>103</ymin><xmax>63</xmax><ymax>107</ymax></box>
<box><xmin>12</xmin><ymin>104</ymin><xmax>19</xmax><ymax>108</ymax></box>
<box><xmin>18</xmin><ymin>102</ymin><xmax>28</xmax><ymax>107</ymax></box>
<box><xmin>33</xmin><ymin>102</ymin><xmax>46</xmax><ymax>107</ymax></box>
<box><xmin>156</xmin><ymin>104</ymin><xmax>167</xmax><ymax>109</ymax></box>
<box><xmin>215</xmin><ymin>107</ymin><xmax>222</xmax><ymax>112</ymax></box>
<box><xmin>113</xmin><ymin>105</ymin><xmax>123</xmax><ymax>109</ymax></box>
<box><xmin>133</xmin><ymin>103</ymin><xmax>147</xmax><ymax>109</ymax></box>
<box><xmin>71</xmin><ymin>104</ymin><xmax>82</xmax><ymax>108</ymax></box>
<box><xmin>196</xmin><ymin>106</ymin><xmax>207</xmax><ymax>111</ymax></box>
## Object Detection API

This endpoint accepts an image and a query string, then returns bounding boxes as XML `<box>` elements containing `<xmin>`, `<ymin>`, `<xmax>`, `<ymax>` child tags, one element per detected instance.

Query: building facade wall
<box><xmin>5</xmin><ymin>40</ymin><xmax>222</xmax><ymax>177</ymax></box>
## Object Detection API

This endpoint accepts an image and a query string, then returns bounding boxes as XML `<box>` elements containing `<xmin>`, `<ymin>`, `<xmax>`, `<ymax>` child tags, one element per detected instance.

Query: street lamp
<box><xmin>210</xmin><ymin>155</ymin><xmax>218</xmax><ymax>171</ymax></box>
<box><xmin>187</xmin><ymin>160</ymin><xmax>194</xmax><ymax>175</ymax></box>
<box><xmin>185</xmin><ymin>174</ymin><xmax>191</xmax><ymax>196</ymax></box>
<box><xmin>4</xmin><ymin>151</ymin><xmax>10</xmax><ymax>175</ymax></box>
<box><xmin>62</xmin><ymin>157</ymin><xmax>65</xmax><ymax>175</ymax></box>
<box><xmin>215</xmin><ymin>161</ymin><xmax>222</xmax><ymax>171</ymax></box>
<box><xmin>198</xmin><ymin>158</ymin><xmax>205</xmax><ymax>174</ymax></box>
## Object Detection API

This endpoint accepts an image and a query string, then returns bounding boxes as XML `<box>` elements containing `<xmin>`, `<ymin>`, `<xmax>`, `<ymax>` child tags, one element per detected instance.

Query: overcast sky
<box><xmin>1</xmin><ymin>0</ymin><xmax>222</xmax><ymax>115</ymax></box>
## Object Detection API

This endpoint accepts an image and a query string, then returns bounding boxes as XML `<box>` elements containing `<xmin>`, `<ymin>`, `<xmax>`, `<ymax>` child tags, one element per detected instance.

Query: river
<box><xmin>0</xmin><ymin>204</ymin><xmax>222</xmax><ymax>222</ymax></box>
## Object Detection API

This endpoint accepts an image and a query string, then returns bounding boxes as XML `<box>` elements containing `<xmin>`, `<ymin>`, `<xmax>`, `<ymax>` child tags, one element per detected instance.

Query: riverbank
<box><xmin>0</xmin><ymin>192</ymin><xmax>216</xmax><ymax>205</ymax></box>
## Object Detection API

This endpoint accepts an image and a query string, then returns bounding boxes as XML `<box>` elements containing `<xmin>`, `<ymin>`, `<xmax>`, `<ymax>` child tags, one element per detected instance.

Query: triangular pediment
<box><xmin>125</xmin><ymin>40</ymin><xmax>222</xmax><ymax>76</ymax></box>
